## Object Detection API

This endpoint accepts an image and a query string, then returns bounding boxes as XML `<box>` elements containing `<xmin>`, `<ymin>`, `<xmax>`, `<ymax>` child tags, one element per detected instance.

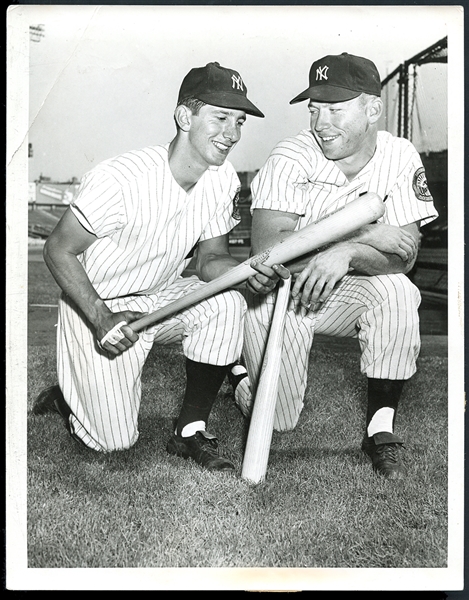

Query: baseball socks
<box><xmin>167</xmin><ymin>358</ymin><xmax>234</xmax><ymax>471</ymax></box>
<box><xmin>228</xmin><ymin>361</ymin><xmax>252</xmax><ymax>418</ymax></box>
<box><xmin>362</xmin><ymin>378</ymin><xmax>406</xmax><ymax>479</ymax></box>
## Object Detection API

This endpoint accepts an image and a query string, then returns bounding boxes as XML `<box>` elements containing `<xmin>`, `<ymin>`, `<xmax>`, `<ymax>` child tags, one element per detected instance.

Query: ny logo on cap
<box><xmin>231</xmin><ymin>74</ymin><xmax>244</xmax><ymax>91</ymax></box>
<box><xmin>316</xmin><ymin>65</ymin><xmax>329</xmax><ymax>81</ymax></box>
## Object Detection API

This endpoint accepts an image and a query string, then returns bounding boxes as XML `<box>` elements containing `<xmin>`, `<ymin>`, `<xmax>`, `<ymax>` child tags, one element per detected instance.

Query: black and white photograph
<box><xmin>6</xmin><ymin>3</ymin><xmax>464</xmax><ymax>592</ymax></box>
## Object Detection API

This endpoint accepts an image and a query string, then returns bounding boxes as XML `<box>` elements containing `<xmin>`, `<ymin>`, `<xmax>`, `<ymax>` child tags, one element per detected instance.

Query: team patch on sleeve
<box><xmin>412</xmin><ymin>167</ymin><xmax>433</xmax><ymax>202</ymax></box>
<box><xmin>232</xmin><ymin>187</ymin><xmax>242</xmax><ymax>220</ymax></box>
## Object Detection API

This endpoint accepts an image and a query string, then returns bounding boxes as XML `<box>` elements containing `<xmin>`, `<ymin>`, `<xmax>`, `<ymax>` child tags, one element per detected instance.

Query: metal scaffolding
<box><xmin>381</xmin><ymin>36</ymin><xmax>447</xmax><ymax>141</ymax></box>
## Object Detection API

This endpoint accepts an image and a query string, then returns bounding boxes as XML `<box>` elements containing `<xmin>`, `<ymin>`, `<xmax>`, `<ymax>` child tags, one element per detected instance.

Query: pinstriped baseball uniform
<box><xmin>58</xmin><ymin>144</ymin><xmax>246</xmax><ymax>451</ymax></box>
<box><xmin>242</xmin><ymin>129</ymin><xmax>439</xmax><ymax>431</ymax></box>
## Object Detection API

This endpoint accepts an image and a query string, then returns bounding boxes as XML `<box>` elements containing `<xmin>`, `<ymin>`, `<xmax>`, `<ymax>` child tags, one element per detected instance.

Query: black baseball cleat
<box><xmin>361</xmin><ymin>431</ymin><xmax>406</xmax><ymax>480</ymax></box>
<box><xmin>167</xmin><ymin>430</ymin><xmax>235</xmax><ymax>471</ymax></box>
<box><xmin>31</xmin><ymin>384</ymin><xmax>72</xmax><ymax>422</ymax></box>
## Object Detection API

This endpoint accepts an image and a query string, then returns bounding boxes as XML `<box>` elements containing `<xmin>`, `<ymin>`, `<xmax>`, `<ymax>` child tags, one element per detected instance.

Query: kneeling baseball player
<box><xmin>231</xmin><ymin>53</ymin><xmax>438</xmax><ymax>479</ymax></box>
<box><xmin>32</xmin><ymin>61</ymin><xmax>289</xmax><ymax>471</ymax></box>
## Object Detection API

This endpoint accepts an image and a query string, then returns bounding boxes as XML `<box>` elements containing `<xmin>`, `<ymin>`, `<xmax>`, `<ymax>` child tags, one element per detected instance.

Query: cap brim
<box><xmin>289</xmin><ymin>85</ymin><xmax>361</xmax><ymax>105</ymax></box>
<box><xmin>197</xmin><ymin>92</ymin><xmax>265</xmax><ymax>118</ymax></box>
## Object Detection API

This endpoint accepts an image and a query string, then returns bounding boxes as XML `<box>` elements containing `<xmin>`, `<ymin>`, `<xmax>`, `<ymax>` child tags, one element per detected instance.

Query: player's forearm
<box><xmin>284</xmin><ymin>250</ymin><xmax>322</xmax><ymax>276</ymax></box>
<box><xmin>43</xmin><ymin>239</ymin><xmax>112</xmax><ymax>326</ymax></box>
<box><xmin>347</xmin><ymin>241</ymin><xmax>415</xmax><ymax>275</ymax></box>
<box><xmin>340</xmin><ymin>223</ymin><xmax>378</xmax><ymax>244</ymax></box>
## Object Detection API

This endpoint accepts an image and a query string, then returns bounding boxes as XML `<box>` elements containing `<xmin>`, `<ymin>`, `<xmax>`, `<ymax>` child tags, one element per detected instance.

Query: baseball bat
<box><xmin>241</xmin><ymin>276</ymin><xmax>292</xmax><ymax>484</ymax></box>
<box><xmin>129</xmin><ymin>192</ymin><xmax>385</xmax><ymax>333</ymax></box>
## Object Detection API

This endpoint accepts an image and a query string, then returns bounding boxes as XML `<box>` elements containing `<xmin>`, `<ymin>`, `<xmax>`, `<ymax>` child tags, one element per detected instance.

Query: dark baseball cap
<box><xmin>178</xmin><ymin>61</ymin><xmax>264</xmax><ymax>118</ymax></box>
<box><xmin>290</xmin><ymin>52</ymin><xmax>381</xmax><ymax>104</ymax></box>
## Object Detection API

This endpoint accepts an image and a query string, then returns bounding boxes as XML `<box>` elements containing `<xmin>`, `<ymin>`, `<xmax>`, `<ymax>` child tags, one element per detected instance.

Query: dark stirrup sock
<box><xmin>176</xmin><ymin>359</ymin><xmax>230</xmax><ymax>436</ymax></box>
<box><xmin>366</xmin><ymin>378</ymin><xmax>405</xmax><ymax>430</ymax></box>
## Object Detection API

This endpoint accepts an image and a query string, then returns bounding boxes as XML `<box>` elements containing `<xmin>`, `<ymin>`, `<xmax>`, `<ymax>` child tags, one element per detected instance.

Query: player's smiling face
<box><xmin>188</xmin><ymin>104</ymin><xmax>246</xmax><ymax>168</ymax></box>
<box><xmin>308</xmin><ymin>96</ymin><xmax>375</xmax><ymax>166</ymax></box>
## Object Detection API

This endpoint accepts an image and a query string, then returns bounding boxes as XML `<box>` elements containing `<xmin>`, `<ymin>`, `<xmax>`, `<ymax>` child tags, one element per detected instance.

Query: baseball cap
<box><xmin>290</xmin><ymin>52</ymin><xmax>381</xmax><ymax>104</ymax></box>
<box><xmin>178</xmin><ymin>61</ymin><xmax>264</xmax><ymax>118</ymax></box>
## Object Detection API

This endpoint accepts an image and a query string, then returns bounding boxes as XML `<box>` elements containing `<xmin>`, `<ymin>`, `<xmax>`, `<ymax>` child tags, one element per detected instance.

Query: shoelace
<box><xmin>195</xmin><ymin>433</ymin><xmax>219</xmax><ymax>456</ymax></box>
<box><xmin>375</xmin><ymin>443</ymin><xmax>400</xmax><ymax>464</ymax></box>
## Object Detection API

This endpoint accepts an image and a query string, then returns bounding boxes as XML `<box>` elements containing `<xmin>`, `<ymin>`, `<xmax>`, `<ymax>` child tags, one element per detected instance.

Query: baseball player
<box><xmin>232</xmin><ymin>53</ymin><xmax>438</xmax><ymax>479</ymax></box>
<box><xmin>32</xmin><ymin>61</ymin><xmax>289</xmax><ymax>471</ymax></box>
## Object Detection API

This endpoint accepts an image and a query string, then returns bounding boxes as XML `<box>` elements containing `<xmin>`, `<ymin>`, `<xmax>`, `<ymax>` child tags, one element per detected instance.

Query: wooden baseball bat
<box><xmin>241</xmin><ymin>276</ymin><xmax>292</xmax><ymax>484</ymax></box>
<box><xmin>129</xmin><ymin>192</ymin><xmax>385</xmax><ymax>333</ymax></box>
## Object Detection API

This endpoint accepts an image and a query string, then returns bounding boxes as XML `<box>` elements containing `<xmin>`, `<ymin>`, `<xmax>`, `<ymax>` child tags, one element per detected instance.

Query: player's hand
<box><xmin>247</xmin><ymin>262</ymin><xmax>290</xmax><ymax>295</ymax></box>
<box><xmin>363</xmin><ymin>223</ymin><xmax>418</xmax><ymax>262</ymax></box>
<box><xmin>292</xmin><ymin>246</ymin><xmax>350</xmax><ymax>311</ymax></box>
<box><xmin>96</xmin><ymin>310</ymin><xmax>147</xmax><ymax>356</ymax></box>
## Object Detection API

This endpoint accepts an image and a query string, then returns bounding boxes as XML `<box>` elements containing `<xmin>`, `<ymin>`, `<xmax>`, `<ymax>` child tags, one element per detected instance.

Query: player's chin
<box><xmin>318</xmin><ymin>138</ymin><xmax>343</xmax><ymax>160</ymax></box>
<box><xmin>210</xmin><ymin>150</ymin><xmax>230</xmax><ymax>166</ymax></box>
<box><xmin>321</xmin><ymin>146</ymin><xmax>342</xmax><ymax>161</ymax></box>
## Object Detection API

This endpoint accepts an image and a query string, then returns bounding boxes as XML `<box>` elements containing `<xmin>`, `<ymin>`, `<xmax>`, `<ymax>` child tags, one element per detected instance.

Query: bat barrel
<box><xmin>256</xmin><ymin>192</ymin><xmax>385</xmax><ymax>269</ymax></box>
<box><xmin>129</xmin><ymin>193</ymin><xmax>385</xmax><ymax>332</ymax></box>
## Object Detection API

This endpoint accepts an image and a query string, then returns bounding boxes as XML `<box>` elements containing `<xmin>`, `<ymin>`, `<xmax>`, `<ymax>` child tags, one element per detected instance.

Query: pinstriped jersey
<box><xmin>70</xmin><ymin>144</ymin><xmax>241</xmax><ymax>299</ymax></box>
<box><xmin>250</xmin><ymin>129</ymin><xmax>438</xmax><ymax>230</ymax></box>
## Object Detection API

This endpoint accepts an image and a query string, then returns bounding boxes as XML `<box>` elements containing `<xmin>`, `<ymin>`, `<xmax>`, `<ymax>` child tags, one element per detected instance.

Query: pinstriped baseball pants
<box><xmin>57</xmin><ymin>276</ymin><xmax>246</xmax><ymax>452</ymax></box>
<box><xmin>242</xmin><ymin>273</ymin><xmax>421</xmax><ymax>432</ymax></box>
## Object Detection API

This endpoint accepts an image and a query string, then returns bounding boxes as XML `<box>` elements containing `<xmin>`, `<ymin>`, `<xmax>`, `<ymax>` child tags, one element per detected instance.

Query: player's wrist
<box><xmin>342</xmin><ymin>223</ymin><xmax>371</xmax><ymax>244</ymax></box>
<box><xmin>335</xmin><ymin>241</ymin><xmax>356</xmax><ymax>271</ymax></box>
<box><xmin>88</xmin><ymin>298</ymin><xmax>113</xmax><ymax>330</ymax></box>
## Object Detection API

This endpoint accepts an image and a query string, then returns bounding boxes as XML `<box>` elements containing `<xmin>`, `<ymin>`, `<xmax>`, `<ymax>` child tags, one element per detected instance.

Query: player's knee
<box><xmin>368</xmin><ymin>273</ymin><xmax>421</xmax><ymax>312</ymax></box>
<box><xmin>229</xmin><ymin>288</ymin><xmax>248</xmax><ymax>309</ymax></box>
<box><xmin>96</xmin><ymin>438</ymin><xmax>138</xmax><ymax>453</ymax></box>
<box><xmin>69</xmin><ymin>420</ymin><xmax>139</xmax><ymax>453</ymax></box>
<box><xmin>367</xmin><ymin>274</ymin><xmax>420</xmax><ymax>340</ymax></box>
<box><xmin>273</xmin><ymin>416</ymin><xmax>301</xmax><ymax>433</ymax></box>
<box><xmin>199</xmin><ymin>288</ymin><xmax>246</xmax><ymax>330</ymax></box>
<box><xmin>386</xmin><ymin>273</ymin><xmax>421</xmax><ymax>312</ymax></box>
<box><xmin>220</xmin><ymin>289</ymin><xmax>247</xmax><ymax>322</ymax></box>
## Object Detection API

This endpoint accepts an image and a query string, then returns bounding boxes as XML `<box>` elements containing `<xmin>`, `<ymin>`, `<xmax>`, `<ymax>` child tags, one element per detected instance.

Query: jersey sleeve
<box><xmin>251</xmin><ymin>138</ymin><xmax>314</xmax><ymax>216</ymax></box>
<box><xmin>70</xmin><ymin>168</ymin><xmax>127</xmax><ymax>237</ymax></box>
<box><xmin>199</xmin><ymin>164</ymin><xmax>241</xmax><ymax>241</ymax></box>
<box><xmin>383</xmin><ymin>141</ymin><xmax>439</xmax><ymax>228</ymax></box>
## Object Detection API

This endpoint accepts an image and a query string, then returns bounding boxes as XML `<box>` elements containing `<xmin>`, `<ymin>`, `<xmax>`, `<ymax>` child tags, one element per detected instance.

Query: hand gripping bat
<box><xmin>129</xmin><ymin>192</ymin><xmax>385</xmax><ymax>333</ymax></box>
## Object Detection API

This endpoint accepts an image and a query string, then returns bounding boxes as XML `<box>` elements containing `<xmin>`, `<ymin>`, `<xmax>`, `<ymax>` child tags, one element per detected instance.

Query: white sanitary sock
<box><xmin>178</xmin><ymin>420</ymin><xmax>206</xmax><ymax>438</ymax></box>
<box><xmin>367</xmin><ymin>407</ymin><xmax>395</xmax><ymax>437</ymax></box>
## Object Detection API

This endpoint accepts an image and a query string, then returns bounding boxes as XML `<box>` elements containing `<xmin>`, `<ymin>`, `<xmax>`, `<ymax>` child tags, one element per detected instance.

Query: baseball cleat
<box><xmin>361</xmin><ymin>431</ymin><xmax>406</xmax><ymax>480</ymax></box>
<box><xmin>31</xmin><ymin>384</ymin><xmax>72</xmax><ymax>422</ymax></box>
<box><xmin>31</xmin><ymin>385</ymin><xmax>64</xmax><ymax>415</ymax></box>
<box><xmin>166</xmin><ymin>430</ymin><xmax>235</xmax><ymax>471</ymax></box>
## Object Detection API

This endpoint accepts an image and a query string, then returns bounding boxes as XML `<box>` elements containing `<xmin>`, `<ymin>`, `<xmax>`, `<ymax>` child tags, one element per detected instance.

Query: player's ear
<box><xmin>174</xmin><ymin>105</ymin><xmax>192</xmax><ymax>132</ymax></box>
<box><xmin>367</xmin><ymin>96</ymin><xmax>383</xmax><ymax>124</ymax></box>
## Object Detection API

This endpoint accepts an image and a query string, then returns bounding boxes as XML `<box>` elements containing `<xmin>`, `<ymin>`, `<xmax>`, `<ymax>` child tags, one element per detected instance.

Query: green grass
<box><xmin>28</xmin><ymin>257</ymin><xmax>60</xmax><ymax>306</ymax></box>
<box><xmin>26</xmin><ymin>260</ymin><xmax>449</xmax><ymax>570</ymax></box>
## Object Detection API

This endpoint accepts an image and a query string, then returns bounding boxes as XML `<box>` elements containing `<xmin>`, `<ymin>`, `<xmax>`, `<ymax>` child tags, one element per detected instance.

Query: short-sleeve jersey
<box><xmin>70</xmin><ymin>145</ymin><xmax>241</xmax><ymax>299</ymax></box>
<box><xmin>250</xmin><ymin>129</ymin><xmax>438</xmax><ymax>231</ymax></box>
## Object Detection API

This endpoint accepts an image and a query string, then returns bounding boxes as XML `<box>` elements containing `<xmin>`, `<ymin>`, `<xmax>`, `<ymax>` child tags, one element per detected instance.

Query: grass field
<box><xmin>26</xmin><ymin>253</ymin><xmax>451</xmax><ymax>584</ymax></box>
